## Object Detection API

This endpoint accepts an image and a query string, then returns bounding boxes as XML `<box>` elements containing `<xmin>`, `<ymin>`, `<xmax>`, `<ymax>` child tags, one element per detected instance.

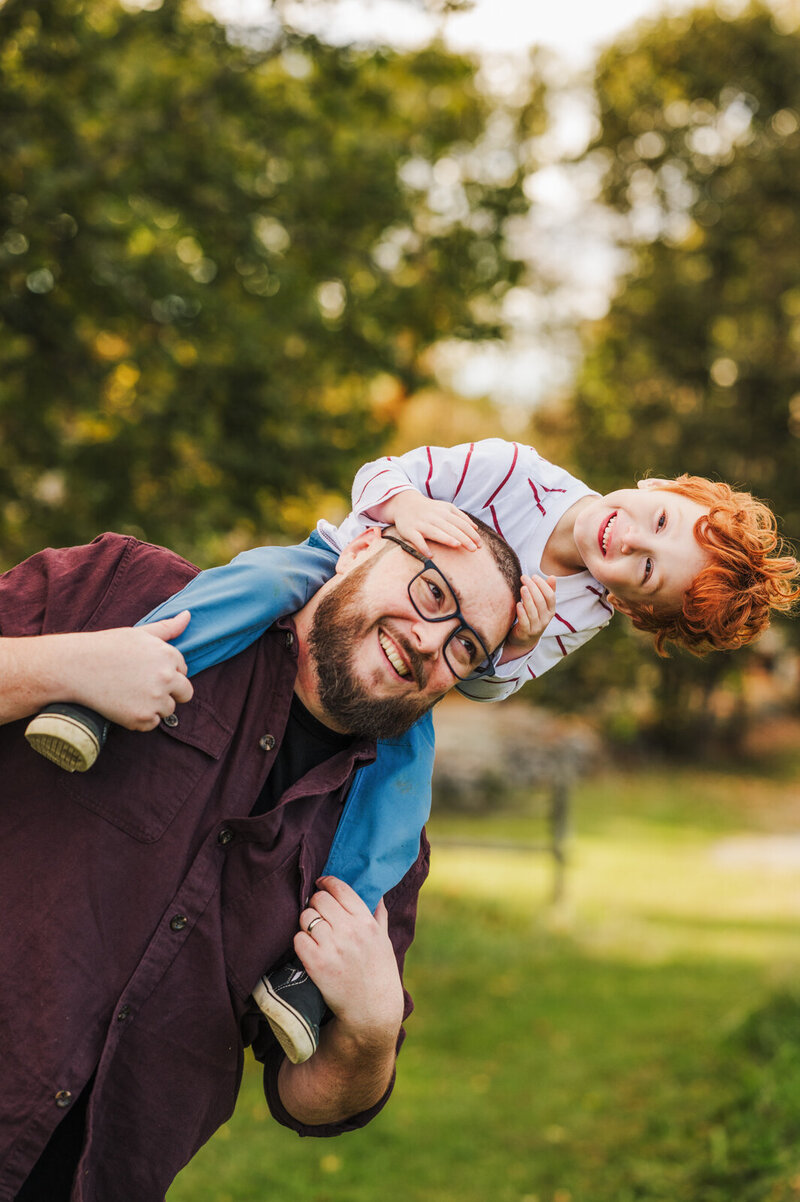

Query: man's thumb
<box><xmin>143</xmin><ymin>610</ymin><xmax>191</xmax><ymax>642</ymax></box>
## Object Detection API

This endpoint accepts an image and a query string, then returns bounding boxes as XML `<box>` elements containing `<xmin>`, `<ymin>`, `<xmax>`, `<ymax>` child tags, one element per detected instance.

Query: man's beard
<box><xmin>307</xmin><ymin>562</ymin><xmax>438</xmax><ymax>740</ymax></box>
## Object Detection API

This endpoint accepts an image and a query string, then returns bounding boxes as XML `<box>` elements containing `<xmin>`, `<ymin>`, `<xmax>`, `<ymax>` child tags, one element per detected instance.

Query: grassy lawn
<box><xmin>168</xmin><ymin>760</ymin><xmax>800</xmax><ymax>1202</ymax></box>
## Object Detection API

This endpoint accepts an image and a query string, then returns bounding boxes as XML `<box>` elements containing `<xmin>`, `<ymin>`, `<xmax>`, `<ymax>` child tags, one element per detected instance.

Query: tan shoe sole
<box><xmin>252</xmin><ymin>976</ymin><xmax>318</xmax><ymax>1065</ymax></box>
<box><xmin>25</xmin><ymin>713</ymin><xmax>101</xmax><ymax>773</ymax></box>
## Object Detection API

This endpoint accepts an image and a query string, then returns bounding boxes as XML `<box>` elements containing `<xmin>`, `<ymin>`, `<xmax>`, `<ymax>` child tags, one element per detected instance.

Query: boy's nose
<box><xmin>619</xmin><ymin>523</ymin><xmax>647</xmax><ymax>554</ymax></box>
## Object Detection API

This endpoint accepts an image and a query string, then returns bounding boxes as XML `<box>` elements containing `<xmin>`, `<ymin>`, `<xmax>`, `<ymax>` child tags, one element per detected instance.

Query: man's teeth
<box><xmin>379</xmin><ymin>631</ymin><xmax>409</xmax><ymax>677</ymax></box>
<box><xmin>602</xmin><ymin>513</ymin><xmax>617</xmax><ymax>553</ymax></box>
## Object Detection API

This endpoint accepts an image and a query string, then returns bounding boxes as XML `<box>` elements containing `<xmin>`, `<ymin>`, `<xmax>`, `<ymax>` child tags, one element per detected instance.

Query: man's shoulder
<box><xmin>79</xmin><ymin>533</ymin><xmax>200</xmax><ymax>629</ymax></box>
<box><xmin>0</xmin><ymin>532</ymin><xmax>200</xmax><ymax>636</ymax></box>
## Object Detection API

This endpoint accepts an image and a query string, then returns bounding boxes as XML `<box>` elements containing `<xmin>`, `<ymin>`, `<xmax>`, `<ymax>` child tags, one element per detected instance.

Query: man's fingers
<box><xmin>172</xmin><ymin>675</ymin><xmax>194</xmax><ymax>705</ymax></box>
<box><xmin>315</xmin><ymin>875</ymin><xmax>370</xmax><ymax>916</ymax></box>
<box><xmin>142</xmin><ymin>610</ymin><xmax>191</xmax><ymax>642</ymax></box>
<box><xmin>374</xmin><ymin>898</ymin><xmax>389</xmax><ymax>931</ymax></box>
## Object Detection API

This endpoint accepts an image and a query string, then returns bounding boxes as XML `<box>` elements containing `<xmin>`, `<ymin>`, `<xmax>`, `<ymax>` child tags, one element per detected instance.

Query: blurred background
<box><xmin>2</xmin><ymin>0</ymin><xmax>800</xmax><ymax>1197</ymax></box>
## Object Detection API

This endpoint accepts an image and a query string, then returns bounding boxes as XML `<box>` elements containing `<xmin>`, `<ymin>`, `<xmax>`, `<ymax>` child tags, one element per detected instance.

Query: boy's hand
<box><xmin>499</xmin><ymin>574</ymin><xmax>557</xmax><ymax>662</ymax></box>
<box><xmin>369</xmin><ymin>491</ymin><xmax>481</xmax><ymax>555</ymax></box>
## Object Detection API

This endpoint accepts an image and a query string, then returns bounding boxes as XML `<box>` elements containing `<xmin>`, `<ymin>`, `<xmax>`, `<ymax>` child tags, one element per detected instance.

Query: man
<box><xmin>0</xmin><ymin>523</ymin><xmax>519</xmax><ymax>1201</ymax></box>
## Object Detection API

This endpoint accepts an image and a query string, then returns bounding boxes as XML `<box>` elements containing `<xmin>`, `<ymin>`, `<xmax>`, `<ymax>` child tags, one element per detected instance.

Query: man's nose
<box><xmin>409</xmin><ymin>615</ymin><xmax>448</xmax><ymax>657</ymax></box>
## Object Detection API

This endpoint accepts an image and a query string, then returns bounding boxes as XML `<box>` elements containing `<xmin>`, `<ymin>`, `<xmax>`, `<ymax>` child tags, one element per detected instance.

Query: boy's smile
<box><xmin>573</xmin><ymin>481</ymin><xmax>710</xmax><ymax>611</ymax></box>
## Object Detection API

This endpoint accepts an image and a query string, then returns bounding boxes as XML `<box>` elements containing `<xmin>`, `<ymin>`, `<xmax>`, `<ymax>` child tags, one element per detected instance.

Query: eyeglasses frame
<box><xmin>380</xmin><ymin>532</ymin><xmax>495</xmax><ymax>681</ymax></box>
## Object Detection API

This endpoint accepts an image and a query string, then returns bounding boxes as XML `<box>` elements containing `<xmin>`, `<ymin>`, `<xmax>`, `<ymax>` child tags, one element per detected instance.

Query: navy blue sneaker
<box><xmin>253</xmin><ymin>959</ymin><xmax>326</xmax><ymax>1064</ymax></box>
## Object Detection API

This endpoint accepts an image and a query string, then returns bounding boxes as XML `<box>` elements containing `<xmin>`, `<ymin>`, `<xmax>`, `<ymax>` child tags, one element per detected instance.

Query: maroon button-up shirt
<box><xmin>0</xmin><ymin>535</ymin><xmax>429</xmax><ymax>1201</ymax></box>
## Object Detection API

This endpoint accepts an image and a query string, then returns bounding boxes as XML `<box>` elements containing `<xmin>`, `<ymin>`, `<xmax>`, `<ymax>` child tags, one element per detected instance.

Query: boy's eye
<box><xmin>657</xmin><ymin>511</ymin><xmax>666</xmax><ymax>531</ymax></box>
<box><xmin>643</xmin><ymin>557</ymin><xmax>654</xmax><ymax>582</ymax></box>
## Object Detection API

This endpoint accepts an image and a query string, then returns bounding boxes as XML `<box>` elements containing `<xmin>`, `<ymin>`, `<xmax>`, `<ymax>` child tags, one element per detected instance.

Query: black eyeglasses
<box><xmin>381</xmin><ymin>533</ymin><xmax>495</xmax><ymax>681</ymax></box>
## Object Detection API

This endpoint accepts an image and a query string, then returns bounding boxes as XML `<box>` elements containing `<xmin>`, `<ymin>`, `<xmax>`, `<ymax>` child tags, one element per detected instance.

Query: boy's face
<box><xmin>572</xmin><ymin>480</ymin><xmax>709</xmax><ymax>611</ymax></box>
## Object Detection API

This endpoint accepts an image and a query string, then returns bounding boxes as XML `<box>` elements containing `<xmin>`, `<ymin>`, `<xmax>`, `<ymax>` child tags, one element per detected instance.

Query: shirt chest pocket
<box><xmin>61</xmin><ymin>700</ymin><xmax>232</xmax><ymax>842</ymax></box>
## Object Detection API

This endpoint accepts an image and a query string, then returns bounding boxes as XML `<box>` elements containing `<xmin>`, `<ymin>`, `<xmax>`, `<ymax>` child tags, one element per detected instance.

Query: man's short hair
<box><xmin>463</xmin><ymin>513</ymin><xmax>522</xmax><ymax>608</ymax></box>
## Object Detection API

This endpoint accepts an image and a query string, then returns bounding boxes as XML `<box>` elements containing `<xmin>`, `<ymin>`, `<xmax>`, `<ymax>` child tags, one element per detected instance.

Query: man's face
<box><xmin>307</xmin><ymin>537</ymin><xmax>516</xmax><ymax>739</ymax></box>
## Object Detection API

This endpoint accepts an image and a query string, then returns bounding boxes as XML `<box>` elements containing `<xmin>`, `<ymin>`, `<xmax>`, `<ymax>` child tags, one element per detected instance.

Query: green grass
<box><xmin>167</xmin><ymin>764</ymin><xmax>800</xmax><ymax>1202</ymax></box>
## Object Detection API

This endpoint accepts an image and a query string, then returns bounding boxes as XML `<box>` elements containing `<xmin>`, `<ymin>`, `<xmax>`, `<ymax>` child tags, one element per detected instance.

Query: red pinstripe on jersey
<box><xmin>424</xmin><ymin>446</ymin><xmax>434</xmax><ymax>497</ymax></box>
<box><xmin>586</xmin><ymin>584</ymin><xmax>614</xmax><ymax>615</ymax></box>
<box><xmin>483</xmin><ymin>443</ymin><xmax>518</xmax><ymax>508</ymax></box>
<box><xmin>453</xmin><ymin>443</ymin><xmax>474</xmax><ymax>501</ymax></box>
<box><xmin>554</xmin><ymin>612</ymin><xmax>577</xmax><ymax>633</ymax></box>
<box><xmin>528</xmin><ymin>477</ymin><xmax>567</xmax><ymax>517</ymax></box>
<box><xmin>486</xmin><ymin>504</ymin><xmax>504</xmax><ymax>538</ymax></box>
<box><xmin>353</xmin><ymin>468</ymin><xmax>394</xmax><ymax>510</ymax></box>
<box><xmin>556</xmin><ymin>635</ymin><xmax>567</xmax><ymax>656</ymax></box>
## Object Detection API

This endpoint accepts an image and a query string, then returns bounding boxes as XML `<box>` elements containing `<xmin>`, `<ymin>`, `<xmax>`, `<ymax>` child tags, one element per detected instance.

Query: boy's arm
<box><xmin>137</xmin><ymin>541</ymin><xmax>339</xmax><ymax>677</ymax></box>
<box><xmin>350</xmin><ymin>440</ymin><xmax>522</xmax><ymax>554</ymax></box>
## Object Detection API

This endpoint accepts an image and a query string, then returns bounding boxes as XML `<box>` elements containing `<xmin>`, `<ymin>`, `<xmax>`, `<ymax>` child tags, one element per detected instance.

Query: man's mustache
<box><xmin>383</xmin><ymin>624</ymin><xmax>427</xmax><ymax>691</ymax></box>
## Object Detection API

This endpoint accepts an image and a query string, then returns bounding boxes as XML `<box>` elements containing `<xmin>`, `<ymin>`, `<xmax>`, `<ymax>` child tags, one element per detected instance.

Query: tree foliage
<box><xmin>533</xmin><ymin>4</ymin><xmax>800</xmax><ymax>751</ymax></box>
<box><xmin>0</xmin><ymin>0</ymin><xmax>538</xmax><ymax>565</ymax></box>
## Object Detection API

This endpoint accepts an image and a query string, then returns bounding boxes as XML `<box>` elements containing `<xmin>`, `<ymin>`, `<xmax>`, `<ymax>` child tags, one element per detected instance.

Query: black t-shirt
<box><xmin>251</xmin><ymin>692</ymin><xmax>355</xmax><ymax>816</ymax></box>
<box><xmin>20</xmin><ymin>693</ymin><xmax>354</xmax><ymax>1199</ymax></box>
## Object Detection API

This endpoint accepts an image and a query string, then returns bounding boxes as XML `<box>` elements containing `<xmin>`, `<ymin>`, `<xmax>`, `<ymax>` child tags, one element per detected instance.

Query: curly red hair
<box><xmin>609</xmin><ymin>476</ymin><xmax>800</xmax><ymax>656</ymax></box>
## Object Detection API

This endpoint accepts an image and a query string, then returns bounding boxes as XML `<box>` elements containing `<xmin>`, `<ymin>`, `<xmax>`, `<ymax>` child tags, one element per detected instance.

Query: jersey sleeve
<box><xmin>456</xmin><ymin>624</ymin><xmax>605</xmax><ymax>702</ymax></box>
<box><xmin>350</xmin><ymin>441</ymin><xmax>516</xmax><ymax>522</ymax></box>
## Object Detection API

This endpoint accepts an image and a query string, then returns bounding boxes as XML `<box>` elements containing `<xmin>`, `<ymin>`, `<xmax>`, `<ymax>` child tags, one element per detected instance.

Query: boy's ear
<box><xmin>637</xmin><ymin>477</ymin><xmax>672</xmax><ymax>490</ymax></box>
<box><xmin>335</xmin><ymin>526</ymin><xmax>384</xmax><ymax>576</ymax></box>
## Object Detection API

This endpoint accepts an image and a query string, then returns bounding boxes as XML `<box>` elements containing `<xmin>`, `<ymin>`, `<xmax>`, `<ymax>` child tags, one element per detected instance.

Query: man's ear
<box><xmin>637</xmin><ymin>477</ymin><xmax>672</xmax><ymax>490</ymax></box>
<box><xmin>334</xmin><ymin>526</ymin><xmax>385</xmax><ymax>576</ymax></box>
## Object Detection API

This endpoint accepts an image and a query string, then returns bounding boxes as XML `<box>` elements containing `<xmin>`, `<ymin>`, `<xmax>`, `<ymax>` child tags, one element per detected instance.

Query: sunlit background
<box><xmin>2</xmin><ymin>1</ymin><xmax>800</xmax><ymax>1198</ymax></box>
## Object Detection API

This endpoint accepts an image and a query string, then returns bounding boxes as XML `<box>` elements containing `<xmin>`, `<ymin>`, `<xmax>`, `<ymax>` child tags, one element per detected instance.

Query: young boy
<box><xmin>24</xmin><ymin>439</ymin><xmax>800</xmax><ymax>1063</ymax></box>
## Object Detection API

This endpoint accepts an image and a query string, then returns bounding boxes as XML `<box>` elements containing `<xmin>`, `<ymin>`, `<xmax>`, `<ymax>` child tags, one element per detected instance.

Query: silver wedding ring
<box><xmin>306</xmin><ymin>915</ymin><xmax>323</xmax><ymax>934</ymax></box>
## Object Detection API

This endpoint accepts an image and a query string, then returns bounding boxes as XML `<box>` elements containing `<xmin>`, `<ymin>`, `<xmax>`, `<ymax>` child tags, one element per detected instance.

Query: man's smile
<box><xmin>378</xmin><ymin>628</ymin><xmax>414</xmax><ymax>681</ymax></box>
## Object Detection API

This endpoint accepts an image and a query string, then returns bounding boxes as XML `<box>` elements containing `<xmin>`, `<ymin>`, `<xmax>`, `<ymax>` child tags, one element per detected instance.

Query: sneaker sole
<box><xmin>252</xmin><ymin>977</ymin><xmax>318</xmax><ymax>1065</ymax></box>
<box><xmin>25</xmin><ymin>714</ymin><xmax>101</xmax><ymax>773</ymax></box>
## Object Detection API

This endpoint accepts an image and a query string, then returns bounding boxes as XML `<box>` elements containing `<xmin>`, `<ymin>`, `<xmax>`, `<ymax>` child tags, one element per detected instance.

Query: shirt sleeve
<box><xmin>256</xmin><ymin>831</ymin><xmax>431</xmax><ymax>1137</ymax></box>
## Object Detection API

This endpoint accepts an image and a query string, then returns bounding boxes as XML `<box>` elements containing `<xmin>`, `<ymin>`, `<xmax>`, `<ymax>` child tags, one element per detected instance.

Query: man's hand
<box><xmin>70</xmin><ymin>613</ymin><xmax>194</xmax><ymax>729</ymax></box>
<box><xmin>0</xmin><ymin>611</ymin><xmax>194</xmax><ymax>728</ymax></box>
<box><xmin>369</xmin><ymin>491</ymin><xmax>481</xmax><ymax>556</ymax></box>
<box><xmin>295</xmin><ymin>877</ymin><xmax>404</xmax><ymax>1044</ymax></box>
<box><xmin>276</xmin><ymin>878</ymin><xmax>404</xmax><ymax>1127</ymax></box>
<box><xmin>498</xmin><ymin>574</ymin><xmax>557</xmax><ymax>664</ymax></box>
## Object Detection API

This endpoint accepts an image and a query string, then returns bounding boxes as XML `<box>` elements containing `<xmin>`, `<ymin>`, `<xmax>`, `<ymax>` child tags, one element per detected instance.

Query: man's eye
<box><xmin>453</xmin><ymin>632</ymin><xmax>479</xmax><ymax>663</ymax></box>
<box><xmin>423</xmin><ymin>576</ymin><xmax>444</xmax><ymax>605</ymax></box>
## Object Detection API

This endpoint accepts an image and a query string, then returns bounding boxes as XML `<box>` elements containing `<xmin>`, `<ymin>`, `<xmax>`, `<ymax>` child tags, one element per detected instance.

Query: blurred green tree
<box><xmin>0</xmin><ymin>0</ymin><xmax>539</xmax><ymax>566</ymax></box>
<box><xmin>537</xmin><ymin>3</ymin><xmax>800</xmax><ymax>751</ymax></box>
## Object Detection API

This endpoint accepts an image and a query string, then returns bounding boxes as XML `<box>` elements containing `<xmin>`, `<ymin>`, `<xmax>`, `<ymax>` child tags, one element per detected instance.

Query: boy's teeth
<box><xmin>602</xmin><ymin>513</ymin><xmax>617</xmax><ymax>553</ymax></box>
<box><xmin>379</xmin><ymin>631</ymin><xmax>409</xmax><ymax>677</ymax></box>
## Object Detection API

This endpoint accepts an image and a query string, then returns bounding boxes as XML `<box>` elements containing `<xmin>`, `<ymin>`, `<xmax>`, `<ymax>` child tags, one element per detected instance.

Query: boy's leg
<box><xmin>254</xmin><ymin>714</ymin><xmax>436</xmax><ymax>1061</ymax></box>
<box><xmin>24</xmin><ymin>535</ymin><xmax>338</xmax><ymax>772</ymax></box>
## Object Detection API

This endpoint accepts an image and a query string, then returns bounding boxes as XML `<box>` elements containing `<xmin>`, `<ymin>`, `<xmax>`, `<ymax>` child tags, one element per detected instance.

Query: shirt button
<box><xmin>259</xmin><ymin>734</ymin><xmax>276</xmax><ymax>751</ymax></box>
<box><xmin>163</xmin><ymin>713</ymin><xmax>179</xmax><ymax>728</ymax></box>
<box><xmin>169</xmin><ymin>914</ymin><xmax>188</xmax><ymax>932</ymax></box>
<box><xmin>285</xmin><ymin>632</ymin><xmax>294</xmax><ymax>648</ymax></box>
<box><xmin>217</xmin><ymin>827</ymin><xmax>234</xmax><ymax>846</ymax></box>
<box><xmin>117</xmin><ymin>1004</ymin><xmax>132</xmax><ymax>1022</ymax></box>
<box><xmin>55</xmin><ymin>1090</ymin><xmax>73</xmax><ymax>1108</ymax></box>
